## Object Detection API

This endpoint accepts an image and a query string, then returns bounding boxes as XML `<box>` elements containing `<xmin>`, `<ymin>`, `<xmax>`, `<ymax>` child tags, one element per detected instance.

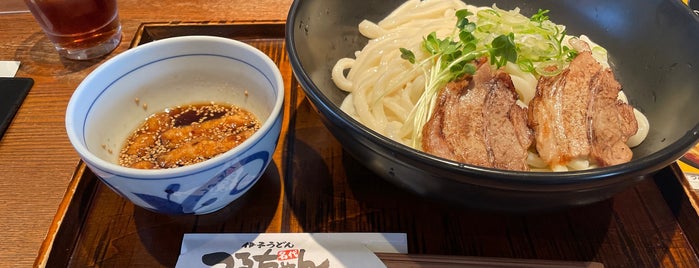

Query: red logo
<box><xmin>276</xmin><ymin>249</ymin><xmax>300</xmax><ymax>261</ymax></box>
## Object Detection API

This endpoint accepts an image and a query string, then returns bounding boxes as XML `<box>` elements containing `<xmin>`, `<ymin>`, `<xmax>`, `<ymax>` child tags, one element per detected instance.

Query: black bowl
<box><xmin>286</xmin><ymin>0</ymin><xmax>699</xmax><ymax>212</ymax></box>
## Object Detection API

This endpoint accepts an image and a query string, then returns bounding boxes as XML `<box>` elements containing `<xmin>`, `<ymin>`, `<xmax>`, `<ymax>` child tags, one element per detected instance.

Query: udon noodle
<box><xmin>332</xmin><ymin>0</ymin><xmax>649</xmax><ymax>171</ymax></box>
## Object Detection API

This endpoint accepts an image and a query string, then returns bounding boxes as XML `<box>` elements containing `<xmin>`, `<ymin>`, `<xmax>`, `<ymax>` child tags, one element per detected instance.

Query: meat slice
<box><xmin>422</xmin><ymin>63</ymin><xmax>533</xmax><ymax>171</ymax></box>
<box><xmin>587</xmin><ymin>69</ymin><xmax>637</xmax><ymax>166</ymax></box>
<box><xmin>528</xmin><ymin>51</ymin><xmax>638</xmax><ymax>168</ymax></box>
<box><xmin>421</xmin><ymin>79</ymin><xmax>472</xmax><ymax>162</ymax></box>
<box><xmin>528</xmin><ymin>51</ymin><xmax>600</xmax><ymax>167</ymax></box>
<box><xmin>438</xmin><ymin>66</ymin><xmax>491</xmax><ymax>168</ymax></box>
<box><xmin>484</xmin><ymin>71</ymin><xmax>533</xmax><ymax>171</ymax></box>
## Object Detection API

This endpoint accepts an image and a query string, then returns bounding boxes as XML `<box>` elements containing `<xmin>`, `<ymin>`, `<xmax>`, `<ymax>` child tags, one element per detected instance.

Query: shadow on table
<box><xmin>133</xmin><ymin>161</ymin><xmax>282</xmax><ymax>266</ymax></box>
<box><xmin>340</xmin><ymin>152</ymin><xmax>613</xmax><ymax>258</ymax></box>
<box><xmin>280</xmin><ymin>115</ymin><xmax>614</xmax><ymax>264</ymax></box>
<box><xmin>15</xmin><ymin>32</ymin><xmax>116</xmax><ymax>76</ymax></box>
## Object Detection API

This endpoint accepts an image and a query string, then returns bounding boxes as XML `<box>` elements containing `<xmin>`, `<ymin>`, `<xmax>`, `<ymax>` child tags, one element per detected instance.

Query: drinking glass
<box><xmin>23</xmin><ymin>0</ymin><xmax>122</xmax><ymax>60</ymax></box>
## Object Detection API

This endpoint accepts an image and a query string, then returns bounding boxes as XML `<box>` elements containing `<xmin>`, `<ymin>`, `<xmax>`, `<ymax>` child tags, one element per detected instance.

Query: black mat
<box><xmin>0</xmin><ymin>77</ymin><xmax>33</xmax><ymax>139</ymax></box>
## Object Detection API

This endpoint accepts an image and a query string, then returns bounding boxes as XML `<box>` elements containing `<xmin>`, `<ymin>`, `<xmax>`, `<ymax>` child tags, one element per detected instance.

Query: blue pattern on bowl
<box><xmin>131</xmin><ymin>151</ymin><xmax>269</xmax><ymax>214</ymax></box>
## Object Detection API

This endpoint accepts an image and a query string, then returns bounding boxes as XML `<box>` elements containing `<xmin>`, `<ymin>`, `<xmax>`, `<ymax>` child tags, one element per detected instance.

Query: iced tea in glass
<box><xmin>24</xmin><ymin>0</ymin><xmax>122</xmax><ymax>60</ymax></box>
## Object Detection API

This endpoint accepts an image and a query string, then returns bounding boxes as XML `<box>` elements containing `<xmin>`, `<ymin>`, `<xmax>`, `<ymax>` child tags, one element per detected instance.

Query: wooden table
<box><xmin>0</xmin><ymin>1</ymin><xmax>291</xmax><ymax>267</ymax></box>
<box><xmin>2</xmin><ymin>0</ymin><xmax>699</xmax><ymax>267</ymax></box>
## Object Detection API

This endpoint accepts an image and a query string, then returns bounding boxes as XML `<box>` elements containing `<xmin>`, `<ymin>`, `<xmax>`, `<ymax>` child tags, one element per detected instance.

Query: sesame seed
<box><xmin>118</xmin><ymin>103</ymin><xmax>261</xmax><ymax>169</ymax></box>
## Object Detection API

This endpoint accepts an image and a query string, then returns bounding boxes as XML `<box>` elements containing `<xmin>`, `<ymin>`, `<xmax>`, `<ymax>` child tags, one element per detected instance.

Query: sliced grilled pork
<box><xmin>484</xmin><ymin>71</ymin><xmax>533</xmax><ymax>171</ymax></box>
<box><xmin>528</xmin><ymin>51</ymin><xmax>600</xmax><ymax>166</ymax></box>
<box><xmin>421</xmin><ymin>79</ymin><xmax>474</xmax><ymax>163</ymax></box>
<box><xmin>422</xmin><ymin>63</ymin><xmax>533</xmax><ymax>171</ymax></box>
<box><xmin>587</xmin><ymin>69</ymin><xmax>637</xmax><ymax>166</ymax></box>
<box><xmin>528</xmin><ymin>51</ymin><xmax>637</xmax><ymax>168</ymax></box>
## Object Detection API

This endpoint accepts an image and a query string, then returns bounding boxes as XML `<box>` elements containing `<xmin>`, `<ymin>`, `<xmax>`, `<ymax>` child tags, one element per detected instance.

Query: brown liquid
<box><xmin>118</xmin><ymin>103</ymin><xmax>261</xmax><ymax>169</ymax></box>
<box><xmin>24</xmin><ymin>0</ymin><xmax>120</xmax><ymax>50</ymax></box>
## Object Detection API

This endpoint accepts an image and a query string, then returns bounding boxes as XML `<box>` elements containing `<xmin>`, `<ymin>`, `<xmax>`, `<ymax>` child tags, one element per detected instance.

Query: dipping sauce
<box><xmin>118</xmin><ymin>103</ymin><xmax>260</xmax><ymax>169</ymax></box>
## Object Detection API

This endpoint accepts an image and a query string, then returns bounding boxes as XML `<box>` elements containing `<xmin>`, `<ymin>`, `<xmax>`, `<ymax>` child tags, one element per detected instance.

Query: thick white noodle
<box><xmin>503</xmin><ymin>62</ymin><xmax>537</xmax><ymax>104</ymax></box>
<box><xmin>628</xmin><ymin>109</ymin><xmax>650</xmax><ymax>147</ymax></box>
<box><xmin>331</xmin><ymin>58</ymin><xmax>355</xmax><ymax>91</ymax></box>
<box><xmin>331</xmin><ymin>0</ymin><xmax>471</xmax><ymax>142</ymax></box>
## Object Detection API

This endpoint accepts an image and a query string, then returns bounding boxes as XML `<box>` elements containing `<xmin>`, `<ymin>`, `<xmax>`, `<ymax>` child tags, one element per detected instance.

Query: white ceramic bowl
<box><xmin>65</xmin><ymin>36</ymin><xmax>284</xmax><ymax>215</ymax></box>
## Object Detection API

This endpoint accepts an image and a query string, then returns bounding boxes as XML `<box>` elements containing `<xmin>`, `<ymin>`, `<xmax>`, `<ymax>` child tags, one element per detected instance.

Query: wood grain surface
<box><xmin>0</xmin><ymin>1</ymin><xmax>290</xmax><ymax>267</ymax></box>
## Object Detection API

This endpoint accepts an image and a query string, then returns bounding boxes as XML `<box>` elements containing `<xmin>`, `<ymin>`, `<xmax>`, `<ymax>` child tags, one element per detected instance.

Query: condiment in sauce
<box><xmin>118</xmin><ymin>103</ymin><xmax>260</xmax><ymax>169</ymax></box>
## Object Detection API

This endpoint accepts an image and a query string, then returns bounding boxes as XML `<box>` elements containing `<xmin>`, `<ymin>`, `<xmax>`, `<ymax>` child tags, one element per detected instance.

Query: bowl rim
<box><xmin>284</xmin><ymin>0</ymin><xmax>699</xmax><ymax>187</ymax></box>
<box><xmin>65</xmin><ymin>35</ymin><xmax>285</xmax><ymax>179</ymax></box>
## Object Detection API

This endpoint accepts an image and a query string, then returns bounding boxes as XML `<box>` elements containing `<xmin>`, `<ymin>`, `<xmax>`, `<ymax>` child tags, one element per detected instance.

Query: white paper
<box><xmin>0</xmin><ymin>61</ymin><xmax>20</xmax><ymax>77</ymax></box>
<box><xmin>685</xmin><ymin>173</ymin><xmax>699</xmax><ymax>190</ymax></box>
<box><xmin>176</xmin><ymin>233</ymin><xmax>407</xmax><ymax>268</ymax></box>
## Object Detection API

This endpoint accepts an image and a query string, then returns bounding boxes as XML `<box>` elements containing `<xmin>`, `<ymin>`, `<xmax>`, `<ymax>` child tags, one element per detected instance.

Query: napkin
<box><xmin>0</xmin><ymin>61</ymin><xmax>20</xmax><ymax>77</ymax></box>
<box><xmin>176</xmin><ymin>233</ymin><xmax>407</xmax><ymax>268</ymax></box>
